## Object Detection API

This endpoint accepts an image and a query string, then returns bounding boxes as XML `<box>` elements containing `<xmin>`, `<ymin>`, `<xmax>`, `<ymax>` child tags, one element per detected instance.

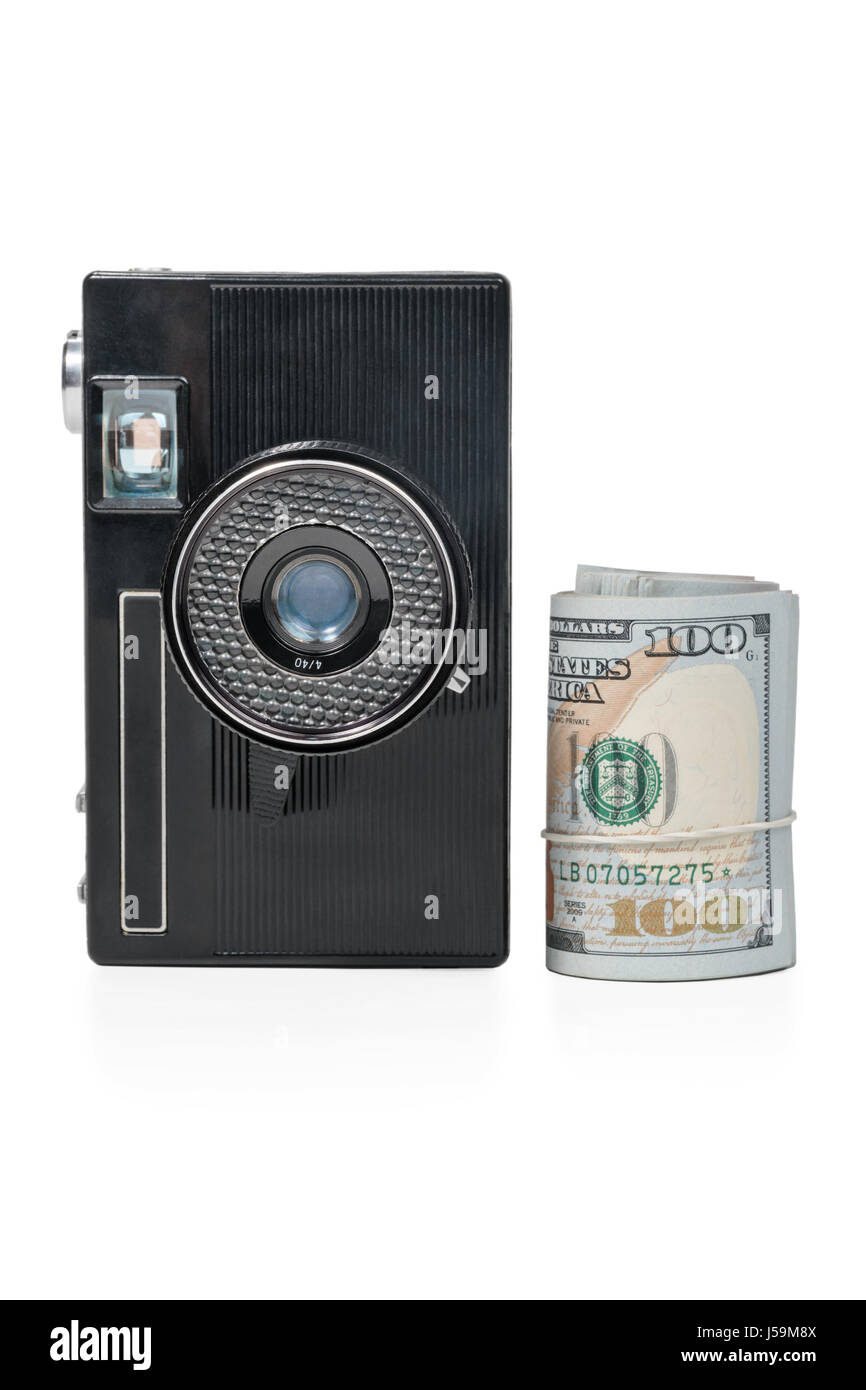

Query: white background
<box><xmin>3</xmin><ymin>1</ymin><xmax>863</xmax><ymax>1300</ymax></box>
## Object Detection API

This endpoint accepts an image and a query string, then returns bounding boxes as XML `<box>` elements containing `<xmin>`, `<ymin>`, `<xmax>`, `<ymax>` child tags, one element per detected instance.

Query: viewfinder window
<box><xmin>101</xmin><ymin>385</ymin><xmax>179</xmax><ymax>500</ymax></box>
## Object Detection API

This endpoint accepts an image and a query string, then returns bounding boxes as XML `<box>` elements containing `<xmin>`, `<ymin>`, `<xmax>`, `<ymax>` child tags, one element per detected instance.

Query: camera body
<box><xmin>69</xmin><ymin>272</ymin><xmax>510</xmax><ymax>965</ymax></box>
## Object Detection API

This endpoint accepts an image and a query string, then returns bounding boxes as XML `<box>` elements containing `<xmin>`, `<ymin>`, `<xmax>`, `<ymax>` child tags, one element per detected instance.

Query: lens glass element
<box><xmin>273</xmin><ymin>555</ymin><xmax>361</xmax><ymax>645</ymax></box>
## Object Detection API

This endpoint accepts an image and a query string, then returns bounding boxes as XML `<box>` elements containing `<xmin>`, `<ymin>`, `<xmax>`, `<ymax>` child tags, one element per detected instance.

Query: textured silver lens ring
<box><xmin>164</xmin><ymin>452</ymin><xmax>467</xmax><ymax>751</ymax></box>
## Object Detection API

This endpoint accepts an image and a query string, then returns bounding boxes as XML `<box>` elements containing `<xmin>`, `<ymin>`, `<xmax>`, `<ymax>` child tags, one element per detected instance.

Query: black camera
<box><xmin>65</xmin><ymin>272</ymin><xmax>510</xmax><ymax>965</ymax></box>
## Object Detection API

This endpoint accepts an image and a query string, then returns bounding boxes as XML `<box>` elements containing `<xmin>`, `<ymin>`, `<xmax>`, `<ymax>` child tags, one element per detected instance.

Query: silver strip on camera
<box><xmin>119</xmin><ymin>591</ymin><xmax>167</xmax><ymax>934</ymax></box>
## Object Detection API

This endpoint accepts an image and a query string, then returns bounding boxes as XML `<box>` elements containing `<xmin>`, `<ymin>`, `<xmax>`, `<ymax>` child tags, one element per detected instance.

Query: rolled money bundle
<box><xmin>545</xmin><ymin>566</ymin><xmax>799</xmax><ymax>981</ymax></box>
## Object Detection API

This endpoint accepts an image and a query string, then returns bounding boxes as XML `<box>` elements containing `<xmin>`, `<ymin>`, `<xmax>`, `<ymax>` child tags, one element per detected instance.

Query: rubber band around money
<box><xmin>541</xmin><ymin>812</ymin><xmax>796</xmax><ymax>847</ymax></box>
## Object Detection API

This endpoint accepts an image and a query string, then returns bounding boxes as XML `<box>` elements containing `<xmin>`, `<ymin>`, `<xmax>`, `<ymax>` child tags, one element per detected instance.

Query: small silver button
<box><xmin>62</xmin><ymin>331</ymin><xmax>83</xmax><ymax>434</ymax></box>
<box><xmin>446</xmin><ymin>667</ymin><xmax>471</xmax><ymax>694</ymax></box>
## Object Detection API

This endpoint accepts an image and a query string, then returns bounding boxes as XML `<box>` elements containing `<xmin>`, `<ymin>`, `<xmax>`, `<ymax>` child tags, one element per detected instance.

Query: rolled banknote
<box><xmin>545</xmin><ymin>567</ymin><xmax>799</xmax><ymax>980</ymax></box>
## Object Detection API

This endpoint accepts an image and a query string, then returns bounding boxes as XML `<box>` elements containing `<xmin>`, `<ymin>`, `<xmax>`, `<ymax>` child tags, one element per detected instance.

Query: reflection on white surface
<box><xmin>86</xmin><ymin>969</ymin><xmax>509</xmax><ymax>1106</ymax></box>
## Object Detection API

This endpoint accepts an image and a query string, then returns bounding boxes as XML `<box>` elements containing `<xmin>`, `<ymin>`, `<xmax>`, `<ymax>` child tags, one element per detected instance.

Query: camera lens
<box><xmin>272</xmin><ymin>555</ymin><xmax>361</xmax><ymax>645</ymax></box>
<box><xmin>167</xmin><ymin>453</ymin><xmax>470</xmax><ymax>751</ymax></box>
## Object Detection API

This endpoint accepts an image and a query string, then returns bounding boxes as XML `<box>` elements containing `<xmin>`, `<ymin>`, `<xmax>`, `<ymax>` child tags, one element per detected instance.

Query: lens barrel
<box><xmin>162</xmin><ymin>445</ymin><xmax>471</xmax><ymax>752</ymax></box>
<box><xmin>238</xmin><ymin>524</ymin><xmax>394</xmax><ymax>677</ymax></box>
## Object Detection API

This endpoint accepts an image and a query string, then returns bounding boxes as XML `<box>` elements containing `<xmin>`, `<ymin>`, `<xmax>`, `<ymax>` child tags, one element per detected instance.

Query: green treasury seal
<box><xmin>580</xmin><ymin>737</ymin><xmax>662</xmax><ymax>825</ymax></box>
